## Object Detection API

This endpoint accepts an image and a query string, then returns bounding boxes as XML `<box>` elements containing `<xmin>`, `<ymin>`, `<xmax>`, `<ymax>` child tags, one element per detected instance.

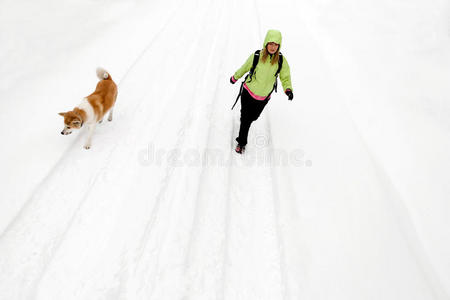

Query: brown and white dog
<box><xmin>59</xmin><ymin>68</ymin><xmax>117</xmax><ymax>149</ymax></box>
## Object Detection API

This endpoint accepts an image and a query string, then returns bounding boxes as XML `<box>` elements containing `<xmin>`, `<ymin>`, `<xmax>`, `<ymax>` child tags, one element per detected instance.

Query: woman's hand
<box><xmin>230</xmin><ymin>76</ymin><xmax>237</xmax><ymax>84</ymax></box>
<box><xmin>285</xmin><ymin>89</ymin><xmax>294</xmax><ymax>101</ymax></box>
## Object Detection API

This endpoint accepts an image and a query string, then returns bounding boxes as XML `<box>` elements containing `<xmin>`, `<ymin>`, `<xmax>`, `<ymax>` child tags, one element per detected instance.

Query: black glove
<box><xmin>285</xmin><ymin>90</ymin><xmax>294</xmax><ymax>101</ymax></box>
<box><xmin>230</xmin><ymin>76</ymin><xmax>237</xmax><ymax>84</ymax></box>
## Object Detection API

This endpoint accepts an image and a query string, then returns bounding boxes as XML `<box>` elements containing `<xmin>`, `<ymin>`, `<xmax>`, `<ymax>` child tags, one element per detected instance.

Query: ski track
<box><xmin>180</xmin><ymin>2</ymin><xmax>232</xmax><ymax>298</ymax></box>
<box><xmin>128</xmin><ymin>4</ymin><xmax>220</xmax><ymax>299</ymax></box>
<box><xmin>221</xmin><ymin>0</ymin><xmax>287</xmax><ymax>298</ymax></box>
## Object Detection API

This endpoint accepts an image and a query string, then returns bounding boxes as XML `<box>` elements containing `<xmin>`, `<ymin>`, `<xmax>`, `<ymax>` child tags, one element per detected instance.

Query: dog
<box><xmin>59</xmin><ymin>68</ymin><xmax>117</xmax><ymax>149</ymax></box>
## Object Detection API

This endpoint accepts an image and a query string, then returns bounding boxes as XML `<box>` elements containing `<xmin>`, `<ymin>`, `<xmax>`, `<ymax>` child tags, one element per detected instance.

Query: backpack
<box><xmin>231</xmin><ymin>50</ymin><xmax>284</xmax><ymax>110</ymax></box>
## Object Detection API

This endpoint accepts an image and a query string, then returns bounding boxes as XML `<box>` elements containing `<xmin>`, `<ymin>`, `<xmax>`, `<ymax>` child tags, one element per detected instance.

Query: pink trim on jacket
<box><xmin>231</xmin><ymin>76</ymin><xmax>237</xmax><ymax>83</ymax></box>
<box><xmin>243</xmin><ymin>83</ymin><xmax>270</xmax><ymax>101</ymax></box>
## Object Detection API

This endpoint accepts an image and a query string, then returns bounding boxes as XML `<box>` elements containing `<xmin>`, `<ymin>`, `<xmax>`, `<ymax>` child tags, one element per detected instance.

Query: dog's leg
<box><xmin>84</xmin><ymin>123</ymin><xmax>97</xmax><ymax>149</ymax></box>
<box><xmin>108</xmin><ymin>107</ymin><xmax>114</xmax><ymax>122</ymax></box>
<box><xmin>98</xmin><ymin>118</ymin><xmax>103</xmax><ymax>124</ymax></box>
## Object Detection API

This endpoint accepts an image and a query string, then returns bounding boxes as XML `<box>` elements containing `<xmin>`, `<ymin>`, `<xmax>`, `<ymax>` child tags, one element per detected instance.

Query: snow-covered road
<box><xmin>1</xmin><ymin>0</ymin><xmax>449</xmax><ymax>299</ymax></box>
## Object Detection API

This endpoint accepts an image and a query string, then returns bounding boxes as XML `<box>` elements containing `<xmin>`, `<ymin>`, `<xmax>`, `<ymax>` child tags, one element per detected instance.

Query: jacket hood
<box><xmin>263</xmin><ymin>29</ymin><xmax>282</xmax><ymax>49</ymax></box>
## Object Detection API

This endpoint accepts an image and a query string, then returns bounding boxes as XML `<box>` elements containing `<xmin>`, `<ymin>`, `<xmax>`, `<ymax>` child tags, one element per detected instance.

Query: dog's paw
<box><xmin>84</xmin><ymin>144</ymin><xmax>91</xmax><ymax>150</ymax></box>
<box><xmin>108</xmin><ymin>116</ymin><xmax>113</xmax><ymax>122</ymax></box>
<box><xmin>98</xmin><ymin>119</ymin><xmax>103</xmax><ymax>124</ymax></box>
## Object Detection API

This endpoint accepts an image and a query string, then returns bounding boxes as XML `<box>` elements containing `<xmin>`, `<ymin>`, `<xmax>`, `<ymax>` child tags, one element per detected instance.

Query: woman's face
<box><xmin>267</xmin><ymin>42</ymin><xmax>279</xmax><ymax>54</ymax></box>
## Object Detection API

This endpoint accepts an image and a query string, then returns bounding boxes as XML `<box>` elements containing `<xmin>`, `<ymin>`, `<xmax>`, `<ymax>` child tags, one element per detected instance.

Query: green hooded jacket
<box><xmin>233</xmin><ymin>30</ymin><xmax>293</xmax><ymax>98</ymax></box>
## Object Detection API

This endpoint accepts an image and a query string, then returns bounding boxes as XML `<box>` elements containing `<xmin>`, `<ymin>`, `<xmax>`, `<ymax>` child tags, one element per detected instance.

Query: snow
<box><xmin>1</xmin><ymin>0</ymin><xmax>449</xmax><ymax>299</ymax></box>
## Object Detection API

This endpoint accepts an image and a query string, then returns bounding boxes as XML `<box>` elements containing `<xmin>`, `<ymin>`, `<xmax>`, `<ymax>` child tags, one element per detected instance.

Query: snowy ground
<box><xmin>1</xmin><ymin>0</ymin><xmax>449</xmax><ymax>299</ymax></box>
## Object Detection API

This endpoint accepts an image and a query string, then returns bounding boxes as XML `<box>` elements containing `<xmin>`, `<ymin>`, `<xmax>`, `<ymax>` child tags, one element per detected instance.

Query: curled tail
<box><xmin>96</xmin><ymin>67</ymin><xmax>111</xmax><ymax>80</ymax></box>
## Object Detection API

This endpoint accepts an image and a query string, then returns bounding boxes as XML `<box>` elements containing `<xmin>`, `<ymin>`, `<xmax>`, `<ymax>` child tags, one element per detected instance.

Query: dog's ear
<box><xmin>58</xmin><ymin>112</ymin><xmax>66</xmax><ymax>117</ymax></box>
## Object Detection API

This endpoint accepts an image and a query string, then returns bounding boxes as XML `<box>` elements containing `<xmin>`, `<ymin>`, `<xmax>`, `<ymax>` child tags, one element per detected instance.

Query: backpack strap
<box><xmin>273</xmin><ymin>52</ymin><xmax>283</xmax><ymax>93</ymax></box>
<box><xmin>231</xmin><ymin>50</ymin><xmax>260</xmax><ymax>110</ymax></box>
<box><xmin>276</xmin><ymin>52</ymin><xmax>283</xmax><ymax>77</ymax></box>
<box><xmin>247</xmin><ymin>50</ymin><xmax>261</xmax><ymax>82</ymax></box>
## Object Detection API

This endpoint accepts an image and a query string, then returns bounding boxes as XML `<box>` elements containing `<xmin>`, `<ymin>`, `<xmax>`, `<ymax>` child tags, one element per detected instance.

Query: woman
<box><xmin>230</xmin><ymin>29</ymin><xmax>293</xmax><ymax>154</ymax></box>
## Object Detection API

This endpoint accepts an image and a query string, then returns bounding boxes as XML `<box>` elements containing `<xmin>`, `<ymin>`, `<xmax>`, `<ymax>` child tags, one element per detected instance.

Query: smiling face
<box><xmin>59</xmin><ymin>111</ymin><xmax>82</xmax><ymax>135</ymax></box>
<box><xmin>267</xmin><ymin>42</ymin><xmax>279</xmax><ymax>54</ymax></box>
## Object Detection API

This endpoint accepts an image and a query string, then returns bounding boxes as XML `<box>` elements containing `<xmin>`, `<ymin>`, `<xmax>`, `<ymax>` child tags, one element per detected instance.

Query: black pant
<box><xmin>236</xmin><ymin>88</ymin><xmax>269</xmax><ymax>146</ymax></box>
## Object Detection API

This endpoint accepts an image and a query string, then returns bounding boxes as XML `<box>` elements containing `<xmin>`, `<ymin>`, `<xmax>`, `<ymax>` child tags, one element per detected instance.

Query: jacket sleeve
<box><xmin>233</xmin><ymin>53</ymin><xmax>254</xmax><ymax>80</ymax></box>
<box><xmin>280</xmin><ymin>56</ymin><xmax>293</xmax><ymax>92</ymax></box>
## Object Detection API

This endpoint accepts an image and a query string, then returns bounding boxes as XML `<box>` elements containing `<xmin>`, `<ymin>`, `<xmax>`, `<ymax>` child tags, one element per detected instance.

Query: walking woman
<box><xmin>230</xmin><ymin>29</ymin><xmax>293</xmax><ymax>154</ymax></box>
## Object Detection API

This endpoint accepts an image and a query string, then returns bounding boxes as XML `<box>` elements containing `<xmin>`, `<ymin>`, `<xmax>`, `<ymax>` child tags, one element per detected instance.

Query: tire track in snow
<box><xmin>177</xmin><ymin>1</ymin><xmax>234</xmax><ymax>298</ymax></box>
<box><xmin>264</xmin><ymin>117</ymin><xmax>292</xmax><ymax>299</ymax></box>
<box><xmin>253</xmin><ymin>1</ymin><xmax>292</xmax><ymax>298</ymax></box>
<box><xmin>123</xmin><ymin>3</ymin><xmax>224</xmax><ymax>298</ymax></box>
<box><xmin>132</xmin><ymin>6</ymin><xmax>212</xmax><ymax>262</ymax></box>
<box><xmin>221</xmin><ymin>0</ymin><xmax>286</xmax><ymax>298</ymax></box>
<box><xmin>252</xmin><ymin>2</ymin><xmax>298</xmax><ymax>298</ymax></box>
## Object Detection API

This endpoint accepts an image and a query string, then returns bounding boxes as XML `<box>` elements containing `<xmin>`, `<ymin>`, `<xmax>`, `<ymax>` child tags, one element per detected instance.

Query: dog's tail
<box><xmin>96</xmin><ymin>67</ymin><xmax>111</xmax><ymax>80</ymax></box>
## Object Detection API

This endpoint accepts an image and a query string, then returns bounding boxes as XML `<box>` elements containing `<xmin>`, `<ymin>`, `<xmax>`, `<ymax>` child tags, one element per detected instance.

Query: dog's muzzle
<box><xmin>61</xmin><ymin>128</ymin><xmax>73</xmax><ymax>135</ymax></box>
